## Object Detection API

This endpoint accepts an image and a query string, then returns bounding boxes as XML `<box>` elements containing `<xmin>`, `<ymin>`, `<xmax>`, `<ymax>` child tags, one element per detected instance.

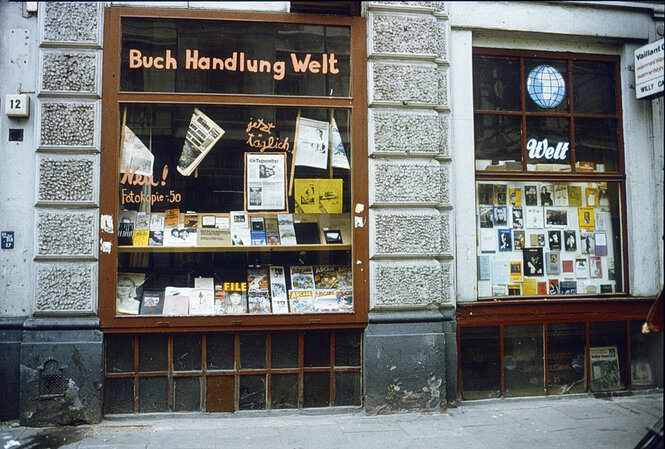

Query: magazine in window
<box><xmin>245</xmin><ymin>152</ymin><xmax>287</xmax><ymax>212</ymax></box>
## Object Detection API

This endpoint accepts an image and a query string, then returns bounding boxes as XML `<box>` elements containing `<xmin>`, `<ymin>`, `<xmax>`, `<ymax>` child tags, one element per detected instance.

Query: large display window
<box><xmin>100</xmin><ymin>8</ymin><xmax>368</xmax><ymax>330</ymax></box>
<box><xmin>472</xmin><ymin>49</ymin><xmax>626</xmax><ymax>299</ymax></box>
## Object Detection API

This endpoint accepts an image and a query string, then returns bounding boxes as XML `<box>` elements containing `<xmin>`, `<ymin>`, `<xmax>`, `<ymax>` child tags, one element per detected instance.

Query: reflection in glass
<box><xmin>630</xmin><ymin>321</ymin><xmax>663</xmax><ymax>389</ymax></box>
<box><xmin>474</xmin><ymin>114</ymin><xmax>522</xmax><ymax>170</ymax></box>
<box><xmin>139</xmin><ymin>377</ymin><xmax>169</xmax><ymax>412</ymax></box>
<box><xmin>460</xmin><ymin>326</ymin><xmax>501</xmax><ymax>400</ymax></box>
<box><xmin>239</xmin><ymin>375</ymin><xmax>266</xmax><ymax>410</ymax></box>
<box><xmin>473</xmin><ymin>55</ymin><xmax>521</xmax><ymax>111</ymax></box>
<box><xmin>574</xmin><ymin>118</ymin><xmax>619</xmax><ymax>172</ymax></box>
<box><xmin>504</xmin><ymin>324</ymin><xmax>545</xmax><ymax>397</ymax></box>
<box><xmin>547</xmin><ymin>323</ymin><xmax>586</xmax><ymax>394</ymax></box>
<box><xmin>174</xmin><ymin>334</ymin><xmax>202</xmax><ymax>371</ymax></box>
<box><xmin>573</xmin><ymin>61</ymin><xmax>616</xmax><ymax>115</ymax></box>
<box><xmin>139</xmin><ymin>334</ymin><xmax>168</xmax><ymax>372</ymax></box>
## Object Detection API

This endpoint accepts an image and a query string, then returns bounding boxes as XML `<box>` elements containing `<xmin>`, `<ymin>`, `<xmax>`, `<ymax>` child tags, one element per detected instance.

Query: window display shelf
<box><xmin>117</xmin><ymin>244</ymin><xmax>351</xmax><ymax>253</ymax></box>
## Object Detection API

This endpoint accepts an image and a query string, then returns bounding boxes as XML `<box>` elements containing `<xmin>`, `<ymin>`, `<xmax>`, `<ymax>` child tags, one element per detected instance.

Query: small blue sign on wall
<box><xmin>1</xmin><ymin>231</ymin><xmax>15</xmax><ymax>249</ymax></box>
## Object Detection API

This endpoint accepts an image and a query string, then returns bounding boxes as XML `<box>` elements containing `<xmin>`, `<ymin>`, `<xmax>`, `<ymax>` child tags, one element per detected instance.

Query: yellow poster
<box><xmin>318</xmin><ymin>179</ymin><xmax>343</xmax><ymax>214</ymax></box>
<box><xmin>294</xmin><ymin>179</ymin><xmax>319</xmax><ymax>213</ymax></box>
<box><xmin>579</xmin><ymin>207</ymin><xmax>595</xmax><ymax>231</ymax></box>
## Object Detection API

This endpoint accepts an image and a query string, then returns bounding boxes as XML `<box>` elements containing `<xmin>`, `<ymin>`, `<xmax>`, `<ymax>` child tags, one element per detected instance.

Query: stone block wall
<box><xmin>20</xmin><ymin>1</ymin><xmax>104</xmax><ymax>426</ymax></box>
<box><xmin>364</xmin><ymin>1</ymin><xmax>456</xmax><ymax>412</ymax></box>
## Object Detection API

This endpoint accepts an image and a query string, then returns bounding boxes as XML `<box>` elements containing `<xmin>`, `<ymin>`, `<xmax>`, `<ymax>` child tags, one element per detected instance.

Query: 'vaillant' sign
<box><xmin>634</xmin><ymin>38</ymin><xmax>664</xmax><ymax>100</ymax></box>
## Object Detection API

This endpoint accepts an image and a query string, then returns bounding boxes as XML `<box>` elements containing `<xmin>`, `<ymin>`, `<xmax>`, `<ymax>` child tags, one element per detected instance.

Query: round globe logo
<box><xmin>527</xmin><ymin>65</ymin><xmax>565</xmax><ymax>108</ymax></box>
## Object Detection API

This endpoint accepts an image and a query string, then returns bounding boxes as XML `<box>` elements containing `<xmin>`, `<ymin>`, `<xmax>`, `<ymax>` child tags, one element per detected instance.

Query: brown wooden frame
<box><xmin>100</xmin><ymin>7</ymin><xmax>368</xmax><ymax>331</ymax></box>
<box><xmin>473</xmin><ymin>48</ymin><xmax>629</xmax><ymax>299</ymax></box>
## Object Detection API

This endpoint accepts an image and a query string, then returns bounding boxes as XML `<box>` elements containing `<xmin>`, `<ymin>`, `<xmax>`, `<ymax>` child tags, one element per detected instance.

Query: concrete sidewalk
<box><xmin>1</xmin><ymin>392</ymin><xmax>662</xmax><ymax>449</ymax></box>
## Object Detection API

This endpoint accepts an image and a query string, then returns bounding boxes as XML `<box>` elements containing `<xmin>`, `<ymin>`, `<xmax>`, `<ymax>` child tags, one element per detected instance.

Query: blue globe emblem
<box><xmin>527</xmin><ymin>65</ymin><xmax>565</xmax><ymax>108</ymax></box>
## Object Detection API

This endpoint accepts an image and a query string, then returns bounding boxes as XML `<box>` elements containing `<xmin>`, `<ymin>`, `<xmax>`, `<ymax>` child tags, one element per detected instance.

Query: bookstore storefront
<box><xmin>454</xmin><ymin>44</ymin><xmax>663</xmax><ymax>398</ymax></box>
<box><xmin>99</xmin><ymin>7</ymin><xmax>368</xmax><ymax>413</ymax></box>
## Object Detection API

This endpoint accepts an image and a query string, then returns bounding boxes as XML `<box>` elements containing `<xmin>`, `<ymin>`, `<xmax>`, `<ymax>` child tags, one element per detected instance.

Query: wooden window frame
<box><xmin>99</xmin><ymin>7</ymin><xmax>368</xmax><ymax>332</ymax></box>
<box><xmin>473</xmin><ymin>48</ymin><xmax>629</xmax><ymax>299</ymax></box>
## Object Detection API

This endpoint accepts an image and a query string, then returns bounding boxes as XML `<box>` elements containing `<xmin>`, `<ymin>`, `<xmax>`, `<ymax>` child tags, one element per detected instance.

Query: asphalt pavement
<box><xmin>1</xmin><ymin>392</ymin><xmax>662</xmax><ymax>449</ymax></box>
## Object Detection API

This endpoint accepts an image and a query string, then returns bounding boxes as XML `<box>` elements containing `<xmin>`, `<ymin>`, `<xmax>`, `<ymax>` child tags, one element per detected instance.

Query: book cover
<box><xmin>525</xmin><ymin>207</ymin><xmax>544</xmax><ymax>228</ymax></box>
<box><xmin>314</xmin><ymin>289</ymin><xmax>339</xmax><ymax>312</ymax></box>
<box><xmin>548</xmin><ymin>230</ymin><xmax>562</xmax><ymax>250</ymax></box>
<box><xmin>590</xmin><ymin>346</ymin><xmax>621</xmax><ymax>391</ymax></box>
<box><xmin>478</xmin><ymin>183</ymin><xmax>494</xmax><ymax>205</ymax></box>
<box><xmin>562</xmin><ymin>259</ymin><xmax>574</xmax><ymax>273</ymax></box>
<box><xmin>198</xmin><ymin>227</ymin><xmax>230</xmax><ymax>246</ymax></box>
<box><xmin>567</xmin><ymin>185</ymin><xmax>582</xmax><ymax>207</ymax></box>
<box><xmin>269</xmin><ymin>266</ymin><xmax>288</xmax><ymax>312</ymax></box>
<box><xmin>148</xmin><ymin>230</ymin><xmax>164</xmax><ymax>246</ymax></box>
<box><xmin>224</xmin><ymin>288</ymin><xmax>248</xmax><ymax>315</ymax></box>
<box><xmin>162</xmin><ymin>293</ymin><xmax>190</xmax><ymax>315</ymax></box>
<box><xmin>585</xmin><ymin>283</ymin><xmax>598</xmax><ymax>294</ymax></box>
<box><xmin>139</xmin><ymin>290</ymin><xmax>164</xmax><ymax>315</ymax></box>
<box><xmin>546</xmin><ymin>251</ymin><xmax>560</xmax><ymax>274</ymax></box>
<box><xmin>135</xmin><ymin>212</ymin><xmax>150</xmax><ymax>231</ymax></box>
<box><xmin>494</xmin><ymin>184</ymin><xmax>507</xmax><ymax>205</ymax></box>
<box><xmin>545</xmin><ymin>208</ymin><xmax>568</xmax><ymax>227</ymax></box>
<box><xmin>164</xmin><ymin>208</ymin><xmax>180</xmax><ymax>227</ymax></box>
<box><xmin>600</xmin><ymin>284</ymin><xmax>614</xmax><ymax>293</ymax></box>
<box><xmin>512</xmin><ymin>207</ymin><xmax>524</xmax><ymax>229</ymax></box>
<box><xmin>490</xmin><ymin>259</ymin><xmax>509</xmax><ymax>284</ymax></box>
<box><xmin>537</xmin><ymin>282</ymin><xmax>547</xmax><ymax>295</ymax></box>
<box><xmin>523</xmin><ymin>278</ymin><xmax>537</xmax><ymax>295</ymax></box>
<box><xmin>579</xmin><ymin>207</ymin><xmax>595</xmax><ymax>231</ymax></box>
<box><xmin>575</xmin><ymin>258</ymin><xmax>588</xmax><ymax>278</ymax></box>
<box><xmin>188</xmin><ymin>288</ymin><xmax>215</xmax><ymax>315</ymax></box>
<box><xmin>507</xmin><ymin>284</ymin><xmax>522</xmax><ymax>296</ymax></box>
<box><xmin>313</xmin><ymin>265</ymin><xmax>339</xmax><ymax>290</ymax></box>
<box><xmin>513</xmin><ymin>230</ymin><xmax>525</xmax><ymax>250</ymax></box>
<box><xmin>594</xmin><ymin>232</ymin><xmax>608</xmax><ymax>256</ymax></box>
<box><xmin>294</xmin><ymin>222</ymin><xmax>320</xmax><ymax>244</ymax></box>
<box><xmin>116</xmin><ymin>272</ymin><xmax>145</xmax><ymax>315</ymax></box>
<box><xmin>553</xmin><ymin>184</ymin><xmax>568</xmax><ymax>206</ymax></box>
<box><xmin>480</xmin><ymin>229</ymin><xmax>497</xmax><ymax>253</ymax></box>
<box><xmin>250</xmin><ymin>216</ymin><xmax>267</xmax><ymax>246</ymax></box>
<box><xmin>248</xmin><ymin>291</ymin><xmax>272</xmax><ymax>314</ymax></box>
<box><xmin>318</xmin><ymin>213</ymin><xmax>351</xmax><ymax>245</ymax></box>
<box><xmin>479</xmin><ymin>205</ymin><xmax>494</xmax><ymax>229</ymax></box>
<box><xmin>132</xmin><ymin>229</ymin><xmax>149</xmax><ymax>246</ymax></box>
<box><xmin>265</xmin><ymin>216</ymin><xmax>281</xmax><ymax>245</ymax></box>
<box><xmin>184</xmin><ymin>212</ymin><xmax>199</xmax><ymax>228</ymax></box>
<box><xmin>214</xmin><ymin>283</ymin><xmax>226</xmax><ymax>314</ymax></box>
<box><xmin>294</xmin><ymin>179</ymin><xmax>319</xmax><ymax>213</ymax></box>
<box><xmin>164</xmin><ymin>226</ymin><xmax>197</xmax><ymax>246</ymax></box>
<box><xmin>524</xmin><ymin>185</ymin><xmax>538</xmax><ymax>206</ymax></box>
<box><xmin>324</xmin><ymin>230</ymin><xmax>343</xmax><ymax>244</ymax></box>
<box><xmin>336</xmin><ymin>265</ymin><xmax>353</xmax><ymax>289</ymax></box>
<box><xmin>540</xmin><ymin>184</ymin><xmax>554</xmax><ymax>206</ymax></box>
<box><xmin>290</xmin><ymin>265</ymin><xmax>315</xmax><ymax>290</ymax></box>
<box><xmin>492</xmin><ymin>284</ymin><xmax>507</xmax><ymax>296</ymax></box>
<box><xmin>589</xmin><ymin>256</ymin><xmax>603</xmax><ymax>278</ymax></box>
<box><xmin>564</xmin><ymin>230</ymin><xmax>577</xmax><ymax>251</ymax></box>
<box><xmin>318</xmin><ymin>178</ymin><xmax>343</xmax><ymax>214</ymax></box>
<box><xmin>494</xmin><ymin>206</ymin><xmax>508</xmax><ymax>226</ymax></box>
<box><xmin>230</xmin><ymin>211</ymin><xmax>250</xmax><ymax>246</ymax></box>
<box><xmin>523</xmin><ymin>247</ymin><xmax>544</xmax><ymax>276</ymax></box>
<box><xmin>201</xmin><ymin>214</ymin><xmax>216</xmax><ymax>228</ymax></box>
<box><xmin>247</xmin><ymin>267</ymin><xmax>270</xmax><ymax>293</ymax></box>
<box><xmin>509</xmin><ymin>261</ymin><xmax>523</xmax><ymax>282</ymax></box>
<box><xmin>337</xmin><ymin>289</ymin><xmax>353</xmax><ymax>312</ymax></box>
<box><xmin>585</xmin><ymin>187</ymin><xmax>598</xmax><ymax>207</ymax></box>
<box><xmin>580</xmin><ymin>230</ymin><xmax>595</xmax><ymax>254</ymax></box>
<box><xmin>498</xmin><ymin>229</ymin><xmax>512</xmax><ymax>251</ymax></box>
<box><xmin>548</xmin><ymin>279</ymin><xmax>560</xmax><ymax>294</ymax></box>
<box><xmin>509</xmin><ymin>187</ymin><xmax>522</xmax><ymax>206</ymax></box>
<box><xmin>288</xmin><ymin>290</ymin><xmax>315</xmax><ymax>313</ymax></box>
<box><xmin>560</xmin><ymin>280</ymin><xmax>577</xmax><ymax>294</ymax></box>
<box><xmin>277</xmin><ymin>213</ymin><xmax>297</xmax><ymax>245</ymax></box>
<box><xmin>117</xmin><ymin>209</ymin><xmax>137</xmax><ymax>246</ymax></box>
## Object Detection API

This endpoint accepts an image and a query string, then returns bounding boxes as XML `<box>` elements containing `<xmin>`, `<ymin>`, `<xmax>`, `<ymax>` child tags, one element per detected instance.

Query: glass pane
<box><xmin>525</xmin><ymin>59</ymin><xmax>568</xmax><ymax>113</ymax></box>
<box><xmin>239</xmin><ymin>375</ymin><xmax>266</xmax><ymax>410</ymax></box>
<box><xmin>303</xmin><ymin>372</ymin><xmax>330</xmax><ymax>407</ymax></box>
<box><xmin>116</xmin><ymin>104</ymin><xmax>354</xmax><ymax>318</ymax></box>
<box><xmin>574</xmin><ymin>118</ymin><xmax>619</xmax><ymax>172</ymax></box>
<box><xmin>239</xmin><ymin>333</ymin><xmax>266</xmax><ymax>369</ymax></box>
<box><xmin>573</xmin><ymin>61</ymin><xmax>616</xmax><ymax>115</ymax></box>
<box><xmin>138</xmin><ymin>335</ymin><xmax>168</xmax><ymax>372</ymax></box>
<box><xmin>104</xmin><ymin>378</ymin><xmax>134</xmax><ymax>414</ymax></box>
<box><xmin>526</xmin><ymin>116</ymin><xmax>571</xmax><ymax>172</ymax></box>
<box><xmin>173</xmin><ymin>334</ymin><xmax>202</xmax><ymax>371</ymax></box>
<box><xmin>474</xmin><ymin>114</ymin><xmax>522</xmax><ymax>171</ymax></box>
<box><xmin>547</xmin><ymin>323</ymin><xmax>586</xmax><ymax>394</ymax></box>
<box><xmin>206</xmin><ymin>334</ymin><xmax>235</xmax><ymax>370</ymax></box>
<box><xmin>174</xmin><ymin>377</ymin><xmax>201</xmax><ymax>411</ymax></box>
<box><xmin>206</xmin><ymin>375</ymin><xmax>235</xmax><ymax>412</ymax></box>
<box><xmin>630</xmin><ymin>321</ymin><xmax>663</xmax><ymax>389</ymax></box>
<box><xmin>304</xmin><ymin>331</ymin><xmax>330</xmax><ymax>367</ymax></box>
<box><xmin>271</xmin><ymin>332</ymin><xmax>299</xmax><ymax>369</ymax></box>
<box><xmin>105</xmin><ymin>335</ymin><xmax>134</xmax><ymax>373</ymax></box>
<box><xmin>589</xmin><ymin>321</ymin><xmax>627</xmax><ymax>391</ymax></box>
<box><xmin>473</xmin><ymin>55</ymin><xmax>521</xmax><ymax>111</ymax></box>
<box><xmin>504</xmin><ymin>324</ymin><xmax>545</xmax><ymax>397</ymax></box>
<box><xmin>121</xmin><ymin>18</ymin><xmax>351</xmax><ymax>97</ymax></box>
<box><xmin>334</xmin><ymin>372</ymin><xmax>361</xmax><ymax>406</ymax></box>
<box><xmin>476</xmin><ymin>180</ymin><xmax>624</xmax><ymax>298</ymax></box>
<box><xmin>334</xmin><ymin>330</ymin><xmax>362</xmax><ymax>367</ymax></box>
<box><xmin>139</xmin><ymin>377</ymin><xmax>169</xmax><ymax>412</ymax></box>
<box><xmin>459</xmin><ymin>326</ymin><xmax>500</xmax><ymax>400</ymax></box>
<box><xmin>271</xmin><ymin>374</ymin><xmax>299</xmax><ymax>409</ymax></box>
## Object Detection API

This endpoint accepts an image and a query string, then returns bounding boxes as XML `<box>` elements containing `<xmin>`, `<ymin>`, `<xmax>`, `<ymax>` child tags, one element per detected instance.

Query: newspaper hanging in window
<box><xmin>294</xmin><ymin>117</ymin><xmax>329</xmax><ymax>169</ymax></box>
<box><xmin>177</xmin><ymin>108</ymin><xmax>225</xmax><ymax>176</ymax></box>
<box><xmin>120</xmin><ymin>126</ymin><xmax>154</xmax><ymax>177</ymax></box>
<box><xmin>245</xmin><ymin>152</ymin><xmax>287</xmax><ymax>212</ymax></box>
